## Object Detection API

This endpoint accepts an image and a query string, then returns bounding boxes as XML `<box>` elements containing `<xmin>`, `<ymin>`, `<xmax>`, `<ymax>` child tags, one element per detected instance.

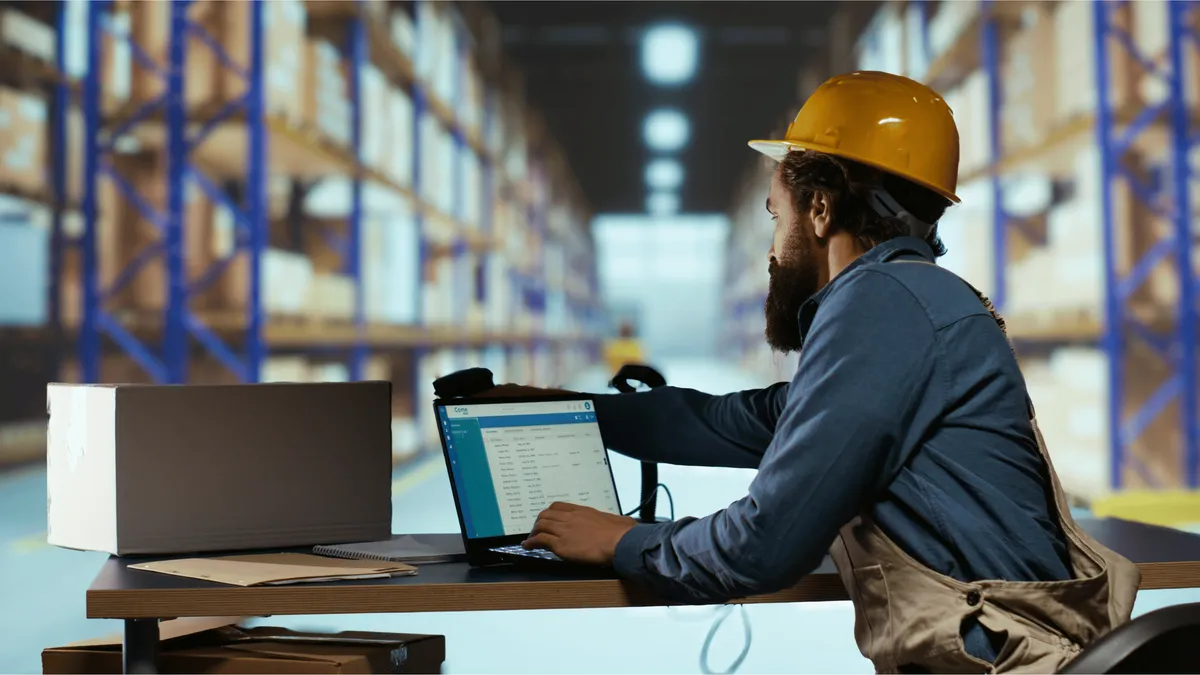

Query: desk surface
<box><xmin>86</xmin><ymin>518</ymin><xmax>1200</xmax><ymax>619</ymax></box>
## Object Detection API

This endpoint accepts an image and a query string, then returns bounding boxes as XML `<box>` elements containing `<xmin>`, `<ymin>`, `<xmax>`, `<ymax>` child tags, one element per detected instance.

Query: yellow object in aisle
<box><xmin>1091</xmin><ymin>491</ymin><xmax>1200</xmax><ymax>529</ymax></box>
<box><xmin>604</xmin><ymin>323</ymin><xmax>645</xmax><ymax>376</ymax></box>
<box><xmin>604</xmin><ymin>338</ymin><xmax>644</xmax><ymax>377</ymax></box>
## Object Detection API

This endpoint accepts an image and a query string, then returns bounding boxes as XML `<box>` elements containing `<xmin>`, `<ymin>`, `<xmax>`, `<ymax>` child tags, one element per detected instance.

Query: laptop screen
<box><xmin>438</xmin><ymin>399</ymin><xmax>621</xmax><ymax>540</ymax></box>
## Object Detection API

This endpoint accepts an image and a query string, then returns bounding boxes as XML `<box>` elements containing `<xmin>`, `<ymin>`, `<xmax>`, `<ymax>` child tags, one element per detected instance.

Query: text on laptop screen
<box><xmin>439</xmin><ymin>400</ymin><xmax>620</xmax><ymax>539</ymax></box>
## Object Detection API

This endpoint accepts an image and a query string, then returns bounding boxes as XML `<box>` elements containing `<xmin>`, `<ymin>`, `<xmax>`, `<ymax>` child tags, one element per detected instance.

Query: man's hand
<box><xmin>524</xmin><ymin>502</ymin><xmax>637</xmax><ymax>566</ymax></box>
<box><xmin>474</xmin><ymin>384</ymin><xmax>577</xmax><ymax>398</ymax></box>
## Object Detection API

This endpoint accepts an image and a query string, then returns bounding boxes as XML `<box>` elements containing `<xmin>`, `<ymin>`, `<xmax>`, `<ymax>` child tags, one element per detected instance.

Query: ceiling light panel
<box><xmin>643</xmin><ymin>109</ymin><xmax>690</xmax><ymax>152</ymax></box>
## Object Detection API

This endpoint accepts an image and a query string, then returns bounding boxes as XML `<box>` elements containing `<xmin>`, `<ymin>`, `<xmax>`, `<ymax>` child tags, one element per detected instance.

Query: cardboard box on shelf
<box><xmin>362</xmin><ymin>211</ymin><xmax>420</xmax><ymax>325</ymax></box>
<box><xmin>460</xmin><ymin>58</ymin><xmax>484</xmax><ymax>135</ymax></box>
<box><xmin>261</xmin><ymin>356</ymin><xmax>314</xmax><ymax>383</ymax></box>
<box><xmin>303</xmin><ymin>38</ymin><xmax>351</xmax><ymax>146</ymax></box>
<box><xmin>359</xmin><ymin>64</ymin><xmax>391</xmax><ymax>173</ymax></box>
<box><xmin>0</xmin><ymin>218</ymin><xmax>49</xmax><ymax>325</ymax></box>
<box><xmin>0</xmin><ymin>86</ymin><xmax>47</xmax><ymax>196</ymax></box>
<box><xmin>307</xmin><ymin>273</ymin><xmax>356</xmax><ymax>321</ymax></box>
<box><xmin>1054</xmin><ymin>0</ymin><xmax>1132</xmax><ymax>125</ymax></box>
<box><xmin>390</xmin><ymin>9</ymin><xmax>416</xmax><ymax>59</ymax></box>
<box><xmin>212</xmin><ymin>190</ymin><xmax>314</xmax><ymax>315</ymax></box>
<box><xmin>99</xmin><ymin>8</ymin><xmax>134</xmax><ymax>115</ymax></box>
<box><xmin>223</xmin><ymin>0</ymin><xmax>306</xmax><ymax>123</ymax></box>
<box><xmin>0</xmin><ymin>7</ymin><xmax>55</xmax><ymax>63</ymax></box>
<box><xmin>311</xmin><ymin>361</ymin><xmax>351</xmax><ymax>383</ymax></box>
<box><xmin>46</xmin><ymin>380</ymin><xmax>392</xmax><ymax>555</ymax></box>
<box><xmin>94</xmin><ymin>152</ymin><xmax>219</xmax><ymax>312</ymax></box>
<box><xmin>130</xmin><ymin>0</ymin><xmax>220</xmax><ymax>110</ymax></box>
<box><xmin>927</xmin><ymin>0</ymin><xmax>981</xmax><ymax>64</ymax></box>
<box><xmin>870</xmin><ymin>4</ymin><xmax>906</xmax><ymax>75</ymax></box>
<box><xmin>1023</xmin><ymin>342</ymin><xmax>1185</xmax><ymax>498</ymax></box>
<box><xmin>420</xmin><ymin>257</ymin><xmax>454</xmax><ymax>326</ymax></box>
<box><xmin>1000</xmin><ymin>8</ymin><xmax>1056</xmax><ymax>154</ymax></box>
<box><xmin>1131</xmin><ymin>0</ymin><xmax>1200</xmax><ymax>107</ymax></box>
<box><xmin>42</xmin><ymin>618</ymin><xmax>446</xmax><ymax>674</ymax></box>
<box><xmin>385</xmin><ymin>87</ymin><xmax>415</xmax><ymax>187</ymax></box>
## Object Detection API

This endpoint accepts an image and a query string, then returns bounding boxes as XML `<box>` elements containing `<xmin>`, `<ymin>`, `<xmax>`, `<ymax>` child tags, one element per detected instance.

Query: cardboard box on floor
<box><xmin>46</xmin><ymin>381</ymin><xmax>392</xmax><ymax>556</ymax></box>
<box><xmin>42</xmin><ymin>617</ymin><xmax>446</xmax><ymax>674</ymax></box>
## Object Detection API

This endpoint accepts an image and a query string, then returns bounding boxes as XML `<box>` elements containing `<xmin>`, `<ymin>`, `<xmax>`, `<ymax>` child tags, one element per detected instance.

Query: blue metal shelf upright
<box><xmin>48</xmin><ymin>1</ymin><xmax>71</xmax><ymax>350</ymax></box>
<box><xmin>81</xmin><ymin>0</ymin><xmax>373</xmax><ymax>384</ymax></box>
<box><xmin>81</xmin><ymin>0</ymin><xmax>269</xmax><ymax>384</ymax></box>
<box><xmin>345</xmin><ymin>3</ymin><xmax>369</xmax><ymax>380</ymax></box>
<box><xmin>410</xmin><ymin>0</ymin><xmax>429</xmax><ymax>402</ymax></box>
<box><xmin>1091</xmin><ymin>0</ymin><xmax>1199</xmax><ymax>490</ymax></box>
<box><xmin>979</xmin><ymin>0</ymin><xmax>1011</xmax><ymax>312</ymax></box>
<box><xmin>968</xmin><ymin>0</ymin><xmax>1200</xmax><ymax>490</ymax></box>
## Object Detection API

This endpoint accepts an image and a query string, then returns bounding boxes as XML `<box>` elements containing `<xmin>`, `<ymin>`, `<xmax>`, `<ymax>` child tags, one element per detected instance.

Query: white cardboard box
<box><xmin>46</xmin><ymin>381</ymin><xmax>392</xmax><ymax>555</ymax></box>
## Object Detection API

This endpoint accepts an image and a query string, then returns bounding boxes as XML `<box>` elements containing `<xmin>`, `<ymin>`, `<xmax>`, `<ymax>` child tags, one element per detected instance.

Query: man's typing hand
<box><xmin>523</xmin><ymin>502</ymin><xmax>637</xmax><ymax>566</ymax></box>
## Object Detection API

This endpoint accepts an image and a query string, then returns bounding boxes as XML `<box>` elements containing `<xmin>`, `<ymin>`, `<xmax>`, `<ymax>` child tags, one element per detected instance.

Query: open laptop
<box><xmin>433</xmin><ymin>395</ymin><xmax>623</xmax><ymax>568</ymax></box>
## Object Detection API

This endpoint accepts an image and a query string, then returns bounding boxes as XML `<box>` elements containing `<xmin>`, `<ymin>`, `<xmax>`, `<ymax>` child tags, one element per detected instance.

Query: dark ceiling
<box><xmin>487</xmin><ymin>1</ymin><xmax>842</xmax><ymax>215</ymax></box>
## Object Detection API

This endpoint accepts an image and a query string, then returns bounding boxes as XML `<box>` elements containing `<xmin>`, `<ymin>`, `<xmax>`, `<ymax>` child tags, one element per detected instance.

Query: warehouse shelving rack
<box><xmin>78</xmin><ymin>0</ymin><xmax>360</xmax><ymax>384</ymax></box>
<box><xmin>718</xmin><ymin>0</ymin><xmax>1200</xmax><ymax>491</ymax></box>
<box><xmin>1091</xmin><ymin>0</ymin><xmax>1199</xmax><ymax>489</ymax></box>
<box><xmin>68</xmin><ymin>0</ymin><xmax>598</xmax><ymax>391</ymax></box>
<box><xmin>945</xmin><ymin>0</ymin><xmax>1200</xmax><ymax>490</ymax></box>
<box><xmin>0</xmin><ymin>1</ymin><xmax>71</xmax><ymax>344</ymax></box>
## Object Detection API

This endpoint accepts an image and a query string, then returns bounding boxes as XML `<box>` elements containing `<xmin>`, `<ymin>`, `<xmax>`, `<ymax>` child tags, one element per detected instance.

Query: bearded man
<box><xmin>489</xmin><ymin>72</ymin><xmax>1139</xmax><ymax>673</ymax></box>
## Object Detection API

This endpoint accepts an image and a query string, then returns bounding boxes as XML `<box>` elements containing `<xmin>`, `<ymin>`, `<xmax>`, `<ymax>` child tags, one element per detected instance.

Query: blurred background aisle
<box><xmin>4</xmin><ymin>0</ymin><xmax>1200</xmax><ymax>672</ymax></box>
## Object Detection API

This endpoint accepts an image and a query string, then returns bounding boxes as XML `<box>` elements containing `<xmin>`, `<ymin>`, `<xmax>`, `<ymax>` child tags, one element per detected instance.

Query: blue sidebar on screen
<box><xmin>439</xmin><ymin>405</ymin><xmax>601</xmax><ymax>539</ymax></box>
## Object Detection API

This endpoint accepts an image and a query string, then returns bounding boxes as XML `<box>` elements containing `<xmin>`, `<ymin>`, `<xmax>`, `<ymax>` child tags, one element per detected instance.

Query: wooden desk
<box><xmin>87</xmin><ymin>519</ymin><xmax>1200</xmax><ymax>673</ymax></box>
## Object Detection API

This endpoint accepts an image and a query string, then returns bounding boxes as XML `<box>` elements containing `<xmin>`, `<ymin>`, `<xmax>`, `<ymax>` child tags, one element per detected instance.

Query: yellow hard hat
<box><xmin>748</xmin><ymin>71</ymin><xmax>961</xmax><ymax>203</ymax></box>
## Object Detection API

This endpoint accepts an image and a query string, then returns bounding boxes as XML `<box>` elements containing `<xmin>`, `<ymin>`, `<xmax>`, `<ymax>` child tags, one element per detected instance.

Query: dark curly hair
<box><xmin>777</xmin><ymin>151</ymin><xmax>951</xmax><ymax>257</ymax></box>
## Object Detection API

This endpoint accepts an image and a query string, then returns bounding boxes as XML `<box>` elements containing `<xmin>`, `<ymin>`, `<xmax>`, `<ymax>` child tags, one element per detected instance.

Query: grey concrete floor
<box><xmin>2</xmin><ymin>360</ymin><xmax>1199</xmax><ymax>673</ymax></box>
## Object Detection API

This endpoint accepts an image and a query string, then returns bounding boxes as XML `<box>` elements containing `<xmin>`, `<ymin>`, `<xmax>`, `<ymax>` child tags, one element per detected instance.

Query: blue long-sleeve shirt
<box><xmin>593</xmin><ymin>237</ymin><xmax>1071</xmax><ymax>663</ymax></box>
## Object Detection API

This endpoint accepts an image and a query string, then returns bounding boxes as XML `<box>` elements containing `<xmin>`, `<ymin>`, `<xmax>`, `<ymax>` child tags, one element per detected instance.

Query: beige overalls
<box><xmin>828</xmin><ymin>273</ymin><xmax>1142</xmax><ymax>674</ymax></box>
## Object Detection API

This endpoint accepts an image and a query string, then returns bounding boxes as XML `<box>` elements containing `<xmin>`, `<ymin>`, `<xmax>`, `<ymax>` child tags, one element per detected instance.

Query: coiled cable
<box><xmin>622</xmin><ymin>482</ymin><xmax>675</xmax><ymax>521</ymax></box>
<box><xmin>625</xmin><ymin>483</ymin><xmax>752</xmax><ymax>673</ymax></box>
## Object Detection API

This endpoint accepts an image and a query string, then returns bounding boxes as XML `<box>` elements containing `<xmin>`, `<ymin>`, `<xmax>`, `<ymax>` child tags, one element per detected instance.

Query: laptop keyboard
<box><xmin>492</xmin><ymin>544</ymin><xmax>564</xmax><ymax>562</ymax></box>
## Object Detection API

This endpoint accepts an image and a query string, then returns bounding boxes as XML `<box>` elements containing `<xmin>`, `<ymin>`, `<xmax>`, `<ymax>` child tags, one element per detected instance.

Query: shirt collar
<box><xmin>797</xmin><ymin>236</ymin><xmax>936</xmax><ymax>344</ymax></box>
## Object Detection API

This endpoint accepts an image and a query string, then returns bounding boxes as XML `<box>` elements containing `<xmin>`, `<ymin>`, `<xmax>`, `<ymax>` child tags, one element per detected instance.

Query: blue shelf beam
<box><xmin>1092</xmin><ymin>0</ymin><xmax>1199</xmax><ymax>489</ymax></box>
<box><xmin>346</xmin><ymin>1</ymin><xmax>368</xmax><ymax>380</ymax></box>
<box><xmin>80</xmin><ymin>0</ymin><xmax>269</xmax><ymax>384</ymax></box>
<box><xmin>48</xmin><ymin>0</ymin><xmax>69</xmax><ymax>374</ymax></box>
<box><xmin>979</xmin><ymin>0</ymin><xmax>1009</xmax><ymax>311</ymax></box>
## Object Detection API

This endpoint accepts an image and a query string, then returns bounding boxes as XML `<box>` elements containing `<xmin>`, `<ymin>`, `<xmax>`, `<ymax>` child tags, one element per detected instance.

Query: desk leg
<box><xmin>123</xmin><ymin>618</ymin><xmax>159</xmax><ymax>674</ymax></box>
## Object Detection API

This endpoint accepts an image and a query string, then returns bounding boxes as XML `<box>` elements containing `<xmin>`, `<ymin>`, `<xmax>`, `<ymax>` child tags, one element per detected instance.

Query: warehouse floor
<box><xmin>2</xmin><ymin>360</ymin><xmax>1199</xmax><ymax>674</ymax></box>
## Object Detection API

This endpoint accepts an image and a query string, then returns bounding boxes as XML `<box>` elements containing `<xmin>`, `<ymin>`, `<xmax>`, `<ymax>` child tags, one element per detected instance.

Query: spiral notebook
<box><xmin>313</xmin><ymin>533</ymin><xmax>466</xmax><ymax>565</ymax></box>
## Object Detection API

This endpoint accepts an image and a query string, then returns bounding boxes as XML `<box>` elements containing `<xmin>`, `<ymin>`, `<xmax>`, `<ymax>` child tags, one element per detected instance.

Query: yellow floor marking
<box><xmin>11</xmin><ymin>531</ymin><xmax>48</xmax><ymax>553</ymax></box>
<box><xmin>391</xmin><ymin>455</ymin><xmax>445</xmax><ymax>496</ymax></box>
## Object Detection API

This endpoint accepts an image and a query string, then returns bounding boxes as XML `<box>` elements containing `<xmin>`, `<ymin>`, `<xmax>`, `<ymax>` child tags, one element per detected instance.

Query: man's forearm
<box><xmin>592</xmin><ymin>384</ymin><xmax>787</xmax><ymax>470</ymax></box>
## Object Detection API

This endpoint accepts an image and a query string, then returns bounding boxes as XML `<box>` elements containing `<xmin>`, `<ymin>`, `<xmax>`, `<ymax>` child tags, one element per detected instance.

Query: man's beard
<box><xmin>764</xmin><ymin>228</ymin><xmax>823</xmax><ymax>353</ymax></box>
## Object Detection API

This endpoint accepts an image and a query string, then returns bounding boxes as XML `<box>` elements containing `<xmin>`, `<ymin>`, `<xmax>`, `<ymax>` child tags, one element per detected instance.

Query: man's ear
<box><xmin>810</xmin><ymin>193</ymin><xmax>832</xmax><ymax>238</ymax></box>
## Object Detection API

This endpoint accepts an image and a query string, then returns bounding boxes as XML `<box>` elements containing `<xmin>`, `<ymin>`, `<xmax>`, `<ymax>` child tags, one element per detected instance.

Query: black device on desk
<box><xmin>433</xmin><ymin>394</ymin><xmax>624</xmax><ymax>569</ymax></box>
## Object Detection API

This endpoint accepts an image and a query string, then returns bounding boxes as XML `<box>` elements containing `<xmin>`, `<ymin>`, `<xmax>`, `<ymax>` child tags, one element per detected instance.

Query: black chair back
<box><xmin>610</xmin><ymin>364</ymin><xmax>667</xmax><ymax>524</ymax></box>
<box><xmin>1059</xmin><ymin>602</ymin><xmax>1200</xmax><ymax>673</ymax></box>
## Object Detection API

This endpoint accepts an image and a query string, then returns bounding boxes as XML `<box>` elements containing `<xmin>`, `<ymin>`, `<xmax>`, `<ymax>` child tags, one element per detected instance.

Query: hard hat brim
<box><xmin>747</xmin><ymin>139</ymin><xmax>961</xmax><ymax>204</ymax></box>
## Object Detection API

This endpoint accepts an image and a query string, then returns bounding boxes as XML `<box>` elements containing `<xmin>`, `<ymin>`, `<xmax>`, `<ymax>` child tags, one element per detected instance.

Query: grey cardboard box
<box><xmin>46</xmin><ymin>381</ymin><xmax>393</xmax><ymax>555</ymax></box>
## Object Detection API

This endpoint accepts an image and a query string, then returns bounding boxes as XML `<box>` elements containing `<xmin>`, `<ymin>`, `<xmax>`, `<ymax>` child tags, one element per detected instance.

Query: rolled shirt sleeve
<box><xmin>611</xmin><ymin>270</ymin><xmax>942</xmax><ymax>604</ymax></box>
<box><xmin>593</xmin><ymin>383</ymin><xmax>790</xmax><ymax>470</ymax></box>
